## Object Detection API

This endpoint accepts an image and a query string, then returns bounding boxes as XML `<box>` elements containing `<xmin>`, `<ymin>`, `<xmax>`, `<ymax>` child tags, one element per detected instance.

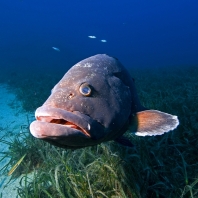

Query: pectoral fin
<box><xmin>129</xmin><ymin>110</ymin><xmax>179</xmax><ymax>136</ymax></box>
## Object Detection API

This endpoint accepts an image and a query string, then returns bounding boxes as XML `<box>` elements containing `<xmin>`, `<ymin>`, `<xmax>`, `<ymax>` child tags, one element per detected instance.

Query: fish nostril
<box><xmin>67</xmin><ymin>93</ymin><xmax>74</xmax><ymax>100</ymax></box>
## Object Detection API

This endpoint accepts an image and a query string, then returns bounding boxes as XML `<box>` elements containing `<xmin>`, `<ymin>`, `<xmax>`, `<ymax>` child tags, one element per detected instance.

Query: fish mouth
<box><xmin>30</xmin><ymin>106</ymin><xmax>91</xmax><ymax>139</ymax></box>
<box><xmin>36</xmin><ymin>117</ymin><xmax>90</xmax><ymax>137</ymax></box>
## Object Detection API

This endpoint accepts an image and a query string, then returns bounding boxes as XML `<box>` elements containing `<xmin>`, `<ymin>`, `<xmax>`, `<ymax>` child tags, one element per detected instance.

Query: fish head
<box><xmin>30</xmin><ymin>54</ymin><xmax>135</xmax><ymax>149</ymax></box>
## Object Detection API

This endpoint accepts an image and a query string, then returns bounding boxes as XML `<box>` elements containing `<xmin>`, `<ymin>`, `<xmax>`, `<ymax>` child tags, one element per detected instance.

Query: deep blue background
<box><xmin>0</xmin><ymin>0</ymin><xmax>198</xmax><ymax>73</ymax></box>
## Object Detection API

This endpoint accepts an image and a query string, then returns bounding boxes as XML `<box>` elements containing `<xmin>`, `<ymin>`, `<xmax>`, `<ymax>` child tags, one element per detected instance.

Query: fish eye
<box><xmin>79</xmin><ymin>83</ymin><xmax>91</xmax><ymax>96</ymax></box>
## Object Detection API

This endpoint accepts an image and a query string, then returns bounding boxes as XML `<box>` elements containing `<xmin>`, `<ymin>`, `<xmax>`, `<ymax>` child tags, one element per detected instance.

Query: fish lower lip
<box><xmin>36</xmin><ymin>116</ymin><xmax>90</xmax><ymax>137</ymax></box>
<box><xmin>30</xmin><ymin>120</ymin><xmax>90</xmax><ymax>139</ymax></box>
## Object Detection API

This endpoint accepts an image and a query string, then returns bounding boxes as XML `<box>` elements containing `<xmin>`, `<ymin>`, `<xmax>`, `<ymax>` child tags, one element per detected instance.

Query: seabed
<box><xmin>0</xmin><ymin>65</ymin><xmax>198</xmax><ymax>197</ymax></box>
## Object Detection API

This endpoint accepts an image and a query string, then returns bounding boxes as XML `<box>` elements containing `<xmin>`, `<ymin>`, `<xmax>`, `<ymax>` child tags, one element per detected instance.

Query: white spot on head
<box><xmin>75</xmin><ymin>63</ymin><xmax>81</xmax><ymax>67</ymax></box>
<box><xmin>83</xmin><ymin>63</ymin><xmax>92</xmax><ymax>67</ymax></box>
<box><xmin>75</xmin><ymin>62</ymin><xmax>92</xmax><ymax>68</ymax></box>
<box><xmin>101</xmin><ymin>40</ymin><xmax>107</xmax><ymax>42</ymax></box>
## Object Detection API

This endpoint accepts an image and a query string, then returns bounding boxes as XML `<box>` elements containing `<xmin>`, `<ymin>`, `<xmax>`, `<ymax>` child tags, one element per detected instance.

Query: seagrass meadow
<box><xmin>0</xmin><ymin>65</ymin><xmax>198</xmax><ymax>198</ymax></box>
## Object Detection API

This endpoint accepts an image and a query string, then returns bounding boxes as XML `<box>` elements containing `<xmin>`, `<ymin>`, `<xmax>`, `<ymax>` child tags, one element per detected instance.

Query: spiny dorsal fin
<box><xmin>129</xmin><ymin>110</ymin><xmax>179</xmax><ymax>136</ymax></box>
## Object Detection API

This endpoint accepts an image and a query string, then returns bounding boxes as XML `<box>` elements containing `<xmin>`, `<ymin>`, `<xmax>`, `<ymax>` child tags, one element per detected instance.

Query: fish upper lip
<box><xmin>35</xmin><ymin>106</ymin><xmax>91</xmax><ymax>137</ymax></box>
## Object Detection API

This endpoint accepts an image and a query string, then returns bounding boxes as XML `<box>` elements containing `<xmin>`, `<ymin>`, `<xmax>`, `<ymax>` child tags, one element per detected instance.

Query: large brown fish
<box><xmin>30</xmin><ymin>54</ymin><xmax>179</xmax><ymax>149</ymax></box>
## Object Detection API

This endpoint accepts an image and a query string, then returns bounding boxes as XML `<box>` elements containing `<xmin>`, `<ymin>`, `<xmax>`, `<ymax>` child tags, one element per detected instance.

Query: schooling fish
<box><xmin>30</xmin><ymin>54</ymin><xmax>179</xmax><ymax>149</ymax></box>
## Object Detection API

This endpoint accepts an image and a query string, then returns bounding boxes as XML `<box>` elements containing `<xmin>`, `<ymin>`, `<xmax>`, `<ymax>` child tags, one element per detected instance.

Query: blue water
<box><xmin>0</xmin><ymin>0</ymin><xmax>198</xmax><ymax>73</ymax></box>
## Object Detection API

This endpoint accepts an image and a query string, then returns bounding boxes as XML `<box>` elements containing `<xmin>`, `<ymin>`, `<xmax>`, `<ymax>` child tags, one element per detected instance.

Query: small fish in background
<box><xmin>88</xmin><ymin>36</ymin><xmax>107</xmax><ymax>42</ymax></box>
<box><xmin>30</xmin><ymin>54</ymin><xmax>179</xmax><ymax>149</ymax></box>
<box><xmin>88</xmin><ymin>36</ymin><xmax>96</xmax><ymax>38</ymax></box>
<box><xmin>52</xmin><ymin>47</ymin><xmax>60</xmax><ymax>52</ymax></box>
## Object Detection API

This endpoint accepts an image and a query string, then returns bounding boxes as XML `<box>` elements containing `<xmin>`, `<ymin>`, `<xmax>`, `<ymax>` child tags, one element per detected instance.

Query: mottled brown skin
<box><xmin>30</xmin><ymin>54</ymin><xmax>179</xmax><ymax>149</ymax></box>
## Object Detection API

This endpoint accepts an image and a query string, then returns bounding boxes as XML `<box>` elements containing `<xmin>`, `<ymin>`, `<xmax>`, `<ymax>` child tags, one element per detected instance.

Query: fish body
<box><xmin>52</xmin><ymin>47</ymin><xmax>60</xmax><ymax>51</ymax></box>
<box><xmin>30</xmin><ymin>54</ymin><xmax>179</xmax><ymax>149</ymax></box>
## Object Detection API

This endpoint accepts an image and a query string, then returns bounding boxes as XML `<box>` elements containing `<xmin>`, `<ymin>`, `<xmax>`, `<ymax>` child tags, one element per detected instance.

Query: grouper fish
<box><xmin>30</xmin><ymin>54</ymin><xmax>179</xmax><ymax>149</ymax></box>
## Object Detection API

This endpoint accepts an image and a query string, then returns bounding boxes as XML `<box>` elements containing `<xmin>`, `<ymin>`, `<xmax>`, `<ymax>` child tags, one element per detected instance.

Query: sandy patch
<box><xmin>0</xmin><ymin>84</ymin><xmax>34</xmax><ymax>197</ymax></box>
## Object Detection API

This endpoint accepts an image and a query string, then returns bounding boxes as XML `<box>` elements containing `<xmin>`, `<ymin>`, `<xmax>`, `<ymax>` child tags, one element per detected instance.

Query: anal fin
<box><xmin>115</xmin><ymin>136</ymin><xmax>134</xmax><ymax>147</ymax></box>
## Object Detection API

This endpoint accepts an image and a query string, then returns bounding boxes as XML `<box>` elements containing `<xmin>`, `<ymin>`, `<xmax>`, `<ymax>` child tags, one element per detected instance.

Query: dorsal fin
<box><xmin>129</xmin><ymin>110</ymin><xmax>179</xmax><ymax>136</ymax></box>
